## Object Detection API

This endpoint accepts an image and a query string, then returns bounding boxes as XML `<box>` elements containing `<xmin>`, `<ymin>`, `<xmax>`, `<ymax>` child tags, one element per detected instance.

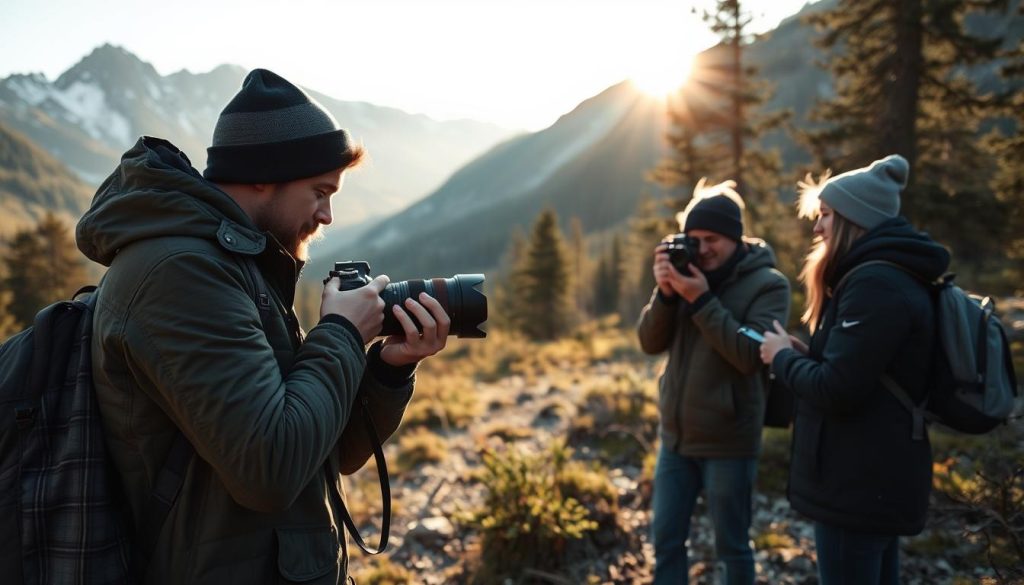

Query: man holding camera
<box><xmin>637</xmin><ymin>181</ymin><xmax>790</xmax><ymax>584</ymax></box>
<box><xmin>77</xmin><ymin>69</ymin><xmax>448</xmax><ymax>584</ymax></box>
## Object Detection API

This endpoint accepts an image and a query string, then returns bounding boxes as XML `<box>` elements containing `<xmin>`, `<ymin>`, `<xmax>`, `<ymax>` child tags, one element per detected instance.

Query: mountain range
<box><xmin>3</xmin><ymin>0</ymin><xmax>1021</xmax><ymax>282</ymax></box>
<box><xmin>0</xmin><ymin>44</ymin><xmax>515</xmax><ymax>236</ymax></box>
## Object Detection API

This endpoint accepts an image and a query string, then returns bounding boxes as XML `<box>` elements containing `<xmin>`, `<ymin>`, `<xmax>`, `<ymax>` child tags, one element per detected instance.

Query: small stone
<box><xmin>405</xmin><ymin>516</ymin><xmax>455</xmax><ymax>550</ymax></box>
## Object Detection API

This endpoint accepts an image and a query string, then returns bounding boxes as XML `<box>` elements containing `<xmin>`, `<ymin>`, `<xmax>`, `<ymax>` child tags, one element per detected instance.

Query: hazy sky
<box><xmin>1</xmin><ymin>0</ymin><xmax>815</xmax><ymax>131</ymax></box>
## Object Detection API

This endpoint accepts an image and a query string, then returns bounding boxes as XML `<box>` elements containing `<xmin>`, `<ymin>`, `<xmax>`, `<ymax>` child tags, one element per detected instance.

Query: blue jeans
<box><xmin>814</xmin><ymin>522</ymin><xmax>900</xmax><ymax>585</ymax></box>
<box><xmin>651</xmin><ymin>446</ymin><xmax>757</xmax><ymax>585</ymax></box>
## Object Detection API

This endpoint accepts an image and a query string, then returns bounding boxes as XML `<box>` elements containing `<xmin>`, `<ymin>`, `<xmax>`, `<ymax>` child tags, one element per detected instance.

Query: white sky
<box><xmin>0</xmin><ymin>0</ymin><xmax>815</xmax><ymax>131</ymax></box>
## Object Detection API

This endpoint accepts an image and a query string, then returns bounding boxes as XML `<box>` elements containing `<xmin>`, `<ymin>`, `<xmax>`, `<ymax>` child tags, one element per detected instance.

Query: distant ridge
<box><xmin>0</xmin><ymin>44</ymin><xmax>515</xmax><ymax>229</ymax></box>
<box><xmin>0</xmin><ymin>121</ymin><xmax>94</xmax><ymax>236</ymax></box>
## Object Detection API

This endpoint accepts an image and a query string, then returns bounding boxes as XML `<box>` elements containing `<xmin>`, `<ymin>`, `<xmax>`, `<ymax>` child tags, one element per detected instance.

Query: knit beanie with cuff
<box><xmin>204</xmin><ymin>69</ymin><xmax>356</xmax><ymax>184</ymax></box>
<box><xmin>819</xmin><ymin>154</ymin><xmax>908</xmax><ymax>230</ymax></box>
<box><xmin>682</xmin><ymin>193</ymin><xmax>744</xmax><ymax>241</ymax></box>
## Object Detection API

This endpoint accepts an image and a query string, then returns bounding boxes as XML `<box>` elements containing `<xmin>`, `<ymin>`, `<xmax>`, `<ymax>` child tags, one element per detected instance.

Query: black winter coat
<box><xmin>772</xmin><ymin>217</ymin><xmax>950</xmax><ymax>535</ymax></box>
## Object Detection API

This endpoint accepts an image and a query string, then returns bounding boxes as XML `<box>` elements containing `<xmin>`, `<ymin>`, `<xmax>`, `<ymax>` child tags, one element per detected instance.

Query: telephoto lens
<box><xmin>328</xmin><ymin>261</ymin><xmax>487</xmax><ymax>338</ymax></box>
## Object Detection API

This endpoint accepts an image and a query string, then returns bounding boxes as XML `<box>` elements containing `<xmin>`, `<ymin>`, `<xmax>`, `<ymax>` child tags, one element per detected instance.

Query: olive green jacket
<box><xmin>636</xmin><ymin>240</ymin><xmax>790</xmax><ymax>458</ymax></box>
<box><xmin>77</xmin><ymin>138</ymin><xmax>413</xmax><ymax>584</ymax></box>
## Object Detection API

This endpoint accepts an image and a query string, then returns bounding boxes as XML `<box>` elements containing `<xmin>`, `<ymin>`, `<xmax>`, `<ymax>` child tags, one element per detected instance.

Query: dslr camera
<box><xmin>326</xmin><ymin>261</ymin><xmax>487</xmax><ymax>338</ymax></box>
<box><xmin>664</xmin><ymin>234</ymin><xmax>700</xmax><ymax>275</ymax></box>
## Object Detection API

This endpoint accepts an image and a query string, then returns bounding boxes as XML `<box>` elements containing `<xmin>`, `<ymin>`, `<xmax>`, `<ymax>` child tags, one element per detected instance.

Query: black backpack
<box><xmin>835</xmin><ymin>261</ymin><xmax>1019</xmax><ymax>439</ymax></box>
<box><xmin>0</xmin><ymin>287</ymin><xmax>191</xmax><ymax>584</ymax></box>
<box><xmin>0</xmin><ymin>262</ymin><xmax>394</xmax><ymax>585</ymax></box>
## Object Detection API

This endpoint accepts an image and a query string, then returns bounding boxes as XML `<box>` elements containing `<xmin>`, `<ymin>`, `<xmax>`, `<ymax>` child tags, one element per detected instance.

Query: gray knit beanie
<box><xmin>819</xmin><ymin>154</ymin><xmax>908</xmax><ymax>230</ymax></box>
<box><xmin>204</xmin><ymin>69</ymin><xmax>355</xmax><ymax>183</ymax></box>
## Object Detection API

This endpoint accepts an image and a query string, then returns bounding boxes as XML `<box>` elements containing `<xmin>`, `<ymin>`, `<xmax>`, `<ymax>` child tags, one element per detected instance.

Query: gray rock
<box><xmin>405</xmin><ymin>516</ymin><xmax>456</xmax><ymax>550</ymax></box>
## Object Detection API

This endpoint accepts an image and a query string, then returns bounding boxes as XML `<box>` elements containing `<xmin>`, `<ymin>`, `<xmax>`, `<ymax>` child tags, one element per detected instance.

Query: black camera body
<box><xmin>665</xmin><ymin>234</ymin><xmax>700</xmax><ymax>274</ymax></box>
<box><xmin>327</xmin><ymin>261</ymin><xmax>487</xmax><ymax>338</ymax></box>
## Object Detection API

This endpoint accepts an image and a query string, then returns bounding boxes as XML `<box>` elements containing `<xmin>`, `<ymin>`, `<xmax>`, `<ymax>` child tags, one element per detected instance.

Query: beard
<box><xmin>252</xmin><ymin>202</ymin><xmax>323</xmax><ymax>262</ymax></box>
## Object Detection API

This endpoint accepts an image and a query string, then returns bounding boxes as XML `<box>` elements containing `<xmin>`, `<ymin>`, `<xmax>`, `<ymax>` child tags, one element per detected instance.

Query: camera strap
<box><xmin>243</xmin><ymin>255</ymin><xmax>392</xmax><ymax>555</ymax></box>
<box><xmin>326</xmin><ymin>400</ymin><xmax>392</xmax><ymax>555</ymax></box>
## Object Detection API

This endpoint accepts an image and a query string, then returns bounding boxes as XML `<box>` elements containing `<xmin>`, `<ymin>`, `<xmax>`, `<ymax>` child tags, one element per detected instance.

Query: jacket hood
<box><xmin>77</xmin><ymin>137</ymin><xmax>267</xmax><ymax>266</ymax></box>
<box><xmin>831</xmin><ymin>216</ymin><xmax>950</xmax><ymax>287</ymax></box>
<box><xmin>735</xmin><ymin>237</ymin><xmax>779</xmax><ymax>276</ymax></box>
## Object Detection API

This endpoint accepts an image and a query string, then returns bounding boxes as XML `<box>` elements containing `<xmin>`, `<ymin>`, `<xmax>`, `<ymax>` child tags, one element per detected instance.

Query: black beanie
<box><xmin>682</xmin><ymin>194</ymin><xmax>744</xmax><ymax>241</ymax></box>
<box><xmin>204</xmin><ymin>69</ymin><xmax>355</xmax><ymax>184</ymax></box>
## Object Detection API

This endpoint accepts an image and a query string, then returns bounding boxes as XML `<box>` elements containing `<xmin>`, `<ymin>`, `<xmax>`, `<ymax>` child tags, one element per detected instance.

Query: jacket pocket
<box><xmin>694</xmin><ymin>382</ymin><xmax>735</xmax><ymax>418</ymax></box>
<box><xmin>276</xmin><ymin>526</ymin><xmax>341</xmax><ymax>584</ymax></box>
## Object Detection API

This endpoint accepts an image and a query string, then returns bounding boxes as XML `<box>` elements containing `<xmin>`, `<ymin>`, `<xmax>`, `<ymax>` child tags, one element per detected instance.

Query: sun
<box><xmin>629</xmin><ymin>53</ymin><xmax>696</xmax><ymax>97</ymax></box>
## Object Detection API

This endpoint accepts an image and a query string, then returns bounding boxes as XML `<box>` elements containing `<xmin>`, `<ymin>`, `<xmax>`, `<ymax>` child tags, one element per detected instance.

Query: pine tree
<box><xmin>652</xmin><ymin>1</ymin><xmax>796</xmax><ymax>272</ymax></box>
<box><xmin>515</xmin><ymin>209</ymin><xmax>574</xmax><ymax>340</ymax></box>
<box><xmin>699</xmin><ymin>1</ymin><xmax>790</xmax><ymax>234</ymax></box>
<box><xmin>803</xmin><ymin>0</ymin><xmax>1011</xmax><ymax>272</ymax></box>
<box><xmin>494</xmin><ymin>226</ymin><xmax>530</xmax><ymax>332</ymax></box>
<box><xmin>628</xmin><ymin>196</ymin><xmax>676</xmax><ymax>306</ymax></box>
<box><xmin>568</xmin><ymin>217</ymin><xmax>591</xmax><ymax>319</ymax></box>
<box><xmin>593</xmin><ymin>234</ymin><xmax>625</xmax><ymax>317</ymax></box>
<box><xmin>2</xmin><ymin>212</ymin><xmax>88</xmax><ymax>327</ymax></box>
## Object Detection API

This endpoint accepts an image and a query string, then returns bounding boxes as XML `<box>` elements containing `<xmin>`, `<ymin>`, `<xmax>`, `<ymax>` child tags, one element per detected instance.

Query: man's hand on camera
<box><xmin>321</xmin><ymin>275</ymin><xmax>389</xmax><ymax>344</ymax></box>
<box><xmin>653</xmin><ymin>243</ymin><xmax>676</xmax><ymax>297</ymax></box>
<box><xmin>666</xmin><ymin>262</ymin><xmax>709</xmax><ymax>303</ymax></box>
<box><xmin>380</xmin><ymin>292</ymin><xmax>450</xmax><ymax>366</ymax></box>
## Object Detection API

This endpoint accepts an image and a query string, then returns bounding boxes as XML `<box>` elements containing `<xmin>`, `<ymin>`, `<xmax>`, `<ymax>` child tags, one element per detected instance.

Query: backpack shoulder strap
<box><xmin>832</xmin><ymin>259</ymin><xmax>918</xmax><ymax>298</ymax></box>
<box><xmin>835</xmin><ymin>261</ymin><xmax>938</xmax><ymax>441</ymax></box>
<box><xmin>880</xmin><ymin>375</ymin><xmax>937</xmax><ymax>440</ymax></box>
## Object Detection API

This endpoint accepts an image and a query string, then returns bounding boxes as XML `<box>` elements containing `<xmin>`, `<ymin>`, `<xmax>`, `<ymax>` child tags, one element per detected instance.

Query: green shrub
<box><xmin>458</xmin><ymin>440</ymin><xmax>600</xmax><ymax>580</ymax></box>
<box><xmin>558</xmin><ymin>459</ymin><xmax>620</xmax><ymax>527</ymax></box>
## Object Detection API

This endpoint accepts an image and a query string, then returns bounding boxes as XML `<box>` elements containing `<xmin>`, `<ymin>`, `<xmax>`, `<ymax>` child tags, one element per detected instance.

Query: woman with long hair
<box><xmin>759</xmin><ymin>155</ymin><xmax>950</xmax><ymax>584</ymax></box>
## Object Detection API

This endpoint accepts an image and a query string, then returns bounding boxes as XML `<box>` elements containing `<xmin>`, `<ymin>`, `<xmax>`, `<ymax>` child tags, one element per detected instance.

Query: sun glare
<box><xmin>630</xmin><ymin>52</ymin><xmax>696</xmax><ymax>97</ymax></box>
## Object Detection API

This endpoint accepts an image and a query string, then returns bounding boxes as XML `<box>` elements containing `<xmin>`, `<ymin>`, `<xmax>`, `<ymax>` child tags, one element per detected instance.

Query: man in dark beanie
<box><xmin>78</xmin><ymin>69</ymin><xmax>450</xmax><ymax>584</ymax></box>
<box><xmin>637</xmin><ymin>179</ymin><xmax>790</xmax><ymax>584</ymax></box>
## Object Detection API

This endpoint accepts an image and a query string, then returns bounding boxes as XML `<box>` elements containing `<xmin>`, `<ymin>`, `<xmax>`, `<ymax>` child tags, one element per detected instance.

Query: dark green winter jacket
<box><xmin>636</xmin><ymin>239</ymin><xmax>790</xmax><ymax>458</ymax></box>
<box><xmin>77</xmin><ymin>137</ymin><xmax>413</xmax><ymax>584</ymax></box>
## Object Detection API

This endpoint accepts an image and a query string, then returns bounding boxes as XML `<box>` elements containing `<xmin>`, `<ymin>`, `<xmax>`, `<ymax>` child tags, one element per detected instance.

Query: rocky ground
<box><xmin>345</xmin><ymin>309</ymin><xmax>1024</xmax><ymax>584</ymax></box>
<box><xmin>344</xmin><ymin>297</ymin><xmax>1024</xmax><ymax>585</ymax></box>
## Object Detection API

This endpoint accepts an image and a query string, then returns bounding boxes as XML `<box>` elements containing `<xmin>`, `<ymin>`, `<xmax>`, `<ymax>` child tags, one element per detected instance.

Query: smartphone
<box><xmin>737</xmin><ymin>326</ymin><xmax>765</xmax><ymax>343</ymax></box>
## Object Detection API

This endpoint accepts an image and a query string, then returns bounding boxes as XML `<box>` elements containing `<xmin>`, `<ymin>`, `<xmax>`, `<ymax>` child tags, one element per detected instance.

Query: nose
<box><xmin>315</xmin><ymin>199</ymin><xmax>333</xmax><ymax>226</ymax></box>
<box><xmin>813</xmin><ymin>218</ymin><xmax>823</xmax><ymax>234</ymax></box>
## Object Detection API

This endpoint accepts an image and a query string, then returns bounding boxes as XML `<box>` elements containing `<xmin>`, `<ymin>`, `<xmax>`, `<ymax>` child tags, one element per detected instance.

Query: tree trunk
<box><xmin>882</xmin><ymin>0</ymin><xmax>923</xmax><ymax>175</ymax></box>
<box><xmin>730</xmin><ymin>1</ymin><xmax>745</xmax><ymax>196</ymax></box>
